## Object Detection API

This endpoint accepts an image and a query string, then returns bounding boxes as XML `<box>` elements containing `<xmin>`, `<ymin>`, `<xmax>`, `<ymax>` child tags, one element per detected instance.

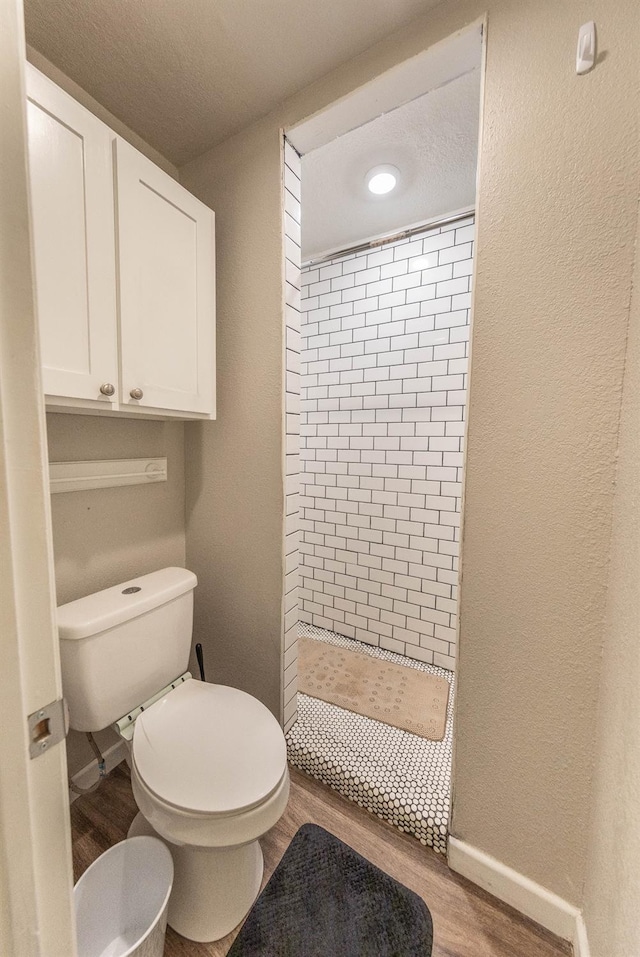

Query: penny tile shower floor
<box><xmin>286</xmin><ymin>624</ymin><xmax>455</xmax><ymax>854</ymax></box>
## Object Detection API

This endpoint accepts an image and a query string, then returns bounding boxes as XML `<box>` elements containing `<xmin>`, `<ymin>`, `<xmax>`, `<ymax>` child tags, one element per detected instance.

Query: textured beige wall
<box><xmin>582</xmin><ymin>203</ymin><xmax>640</xmax><ymax>954</ymax></box>
<box><xmin>181</xmin><ymin>0</ymin><xmax>639</xmax><ymax>905</ymax></box>
<box><xmin>47</xmin><ymin>414</ymin><xmax>186</xmax><ymax>774</ymax></box>
<box><xmin>181</xmin><ymin>128</ymin><xmax>284</xmax><ymax>719</ymax></box>
<box><xmin>26</xmin><ymin>46</ymin><xmax>178</xmax><ymax>177</ymax></box>
<box><xmin>451</xmin><ymin>0</ymin><xmax>638</xmax><ymax>906</ymax></box>
<box><xmin>47</xmin><ymin>415</ymin><xmax>186</xmax><ymax>604</ymax></box>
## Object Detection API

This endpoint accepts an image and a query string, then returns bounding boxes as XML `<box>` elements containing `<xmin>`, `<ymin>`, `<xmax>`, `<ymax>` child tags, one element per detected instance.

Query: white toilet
<box><xmin>58</xmin><ymin>567</ymin><xmax>290</xmax><ymax>943</ymax></box>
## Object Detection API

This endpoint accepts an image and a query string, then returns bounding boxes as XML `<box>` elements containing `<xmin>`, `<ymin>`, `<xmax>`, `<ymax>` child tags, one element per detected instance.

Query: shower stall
<box><xmin>287</xmin><ymin>213</ymin><xmax>474</xmax><ymax>853</ymax></box>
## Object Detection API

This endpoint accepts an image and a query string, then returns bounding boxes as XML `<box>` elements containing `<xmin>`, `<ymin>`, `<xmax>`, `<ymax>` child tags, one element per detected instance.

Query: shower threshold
<box><xmin>287</xmin><ymin>623</ymin><xmax>454</xmax><ymax>854</ymax></box>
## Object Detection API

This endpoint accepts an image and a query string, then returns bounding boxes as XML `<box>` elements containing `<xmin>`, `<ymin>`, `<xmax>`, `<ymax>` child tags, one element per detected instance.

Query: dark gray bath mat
<box><xmin>226</xmin><ymin>823</ymin><xmax>433</xmax><ymax>956</ymax></box>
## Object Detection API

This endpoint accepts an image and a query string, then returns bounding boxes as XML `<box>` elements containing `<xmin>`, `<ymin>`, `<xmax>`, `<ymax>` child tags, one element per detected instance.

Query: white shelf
<box><xmin>49</xmin><ymin>457</ymin><xmax>167</xmax><ymax>494</ymax></box>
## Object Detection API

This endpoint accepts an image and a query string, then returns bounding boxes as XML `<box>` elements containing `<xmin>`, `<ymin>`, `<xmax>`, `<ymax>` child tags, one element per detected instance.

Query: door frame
<box><xmin>284</xmin><ymin>17</ymin><xmax>486</xmax><ymax>839</ymax></box>
<box><xmin>0</xmin><ymin>2</ymin><xmax>76</xmax><ymax>954</ymax></box>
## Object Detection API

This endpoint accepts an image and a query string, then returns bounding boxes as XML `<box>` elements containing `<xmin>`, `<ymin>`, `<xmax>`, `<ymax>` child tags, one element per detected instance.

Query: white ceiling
<box><xmin>23</xmin><ymin>0</ymin><xmax>447</xmax><ymax>166</ymax></box>
<box><xmin>301</xmin><ymin>69</ymin><xmax>481</xmax><ymax>261</ymax></box>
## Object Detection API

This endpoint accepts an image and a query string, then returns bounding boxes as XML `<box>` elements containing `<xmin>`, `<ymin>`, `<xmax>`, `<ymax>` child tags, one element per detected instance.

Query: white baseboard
<box><xmin>448</xmin><ymin>836</ymin><xmax>586</xmax><ymax>950</ymax></box>
<box><xmin>68</xmin><ymin>739</ymin><xmax>128</xmax><ymax>804</ymax></box>
<box><xmin>573</xmin><ymin>914</ymin><xmax>591</xmax><ymax>957</ymax></box>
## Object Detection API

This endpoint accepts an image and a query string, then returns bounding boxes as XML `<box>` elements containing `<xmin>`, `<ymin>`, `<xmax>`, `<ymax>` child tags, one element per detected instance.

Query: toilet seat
<box><xmin>132</xmin><ymin>678</ymin><xmax>287</xmax><ymax>816</ymax></box>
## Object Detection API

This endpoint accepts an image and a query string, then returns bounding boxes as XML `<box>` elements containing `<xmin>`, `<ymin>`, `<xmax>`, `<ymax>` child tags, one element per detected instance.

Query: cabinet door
<box><xmin>26</xmin><ymin>66</ymin><xmax>118</xmax><ymax>404</ymax></box>
<box><xmin>115</xmin><ymin>139</ymin><xmax>215</xmax><ymax>416</ymax></box>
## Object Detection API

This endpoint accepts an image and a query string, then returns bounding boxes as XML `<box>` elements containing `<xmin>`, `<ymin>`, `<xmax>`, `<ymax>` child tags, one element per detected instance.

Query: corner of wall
<box><xmin>580</xmin><ymin>195</ymin><xmax>640</xmax><ymax>957</ymax></box>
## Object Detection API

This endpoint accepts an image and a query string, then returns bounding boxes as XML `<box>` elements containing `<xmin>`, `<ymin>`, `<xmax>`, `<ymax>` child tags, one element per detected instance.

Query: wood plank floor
<box><xmin>70</xmin><ymin>764</ymin><xmax>572</xmax><ymax>957</ymax></box>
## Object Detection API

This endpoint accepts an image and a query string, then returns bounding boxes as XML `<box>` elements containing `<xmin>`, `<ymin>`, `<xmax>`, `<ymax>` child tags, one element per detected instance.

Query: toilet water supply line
<box><xmin>68</xmin><ymin>732</ymin><xmax>108</xmax><ymax>795</ymax></box>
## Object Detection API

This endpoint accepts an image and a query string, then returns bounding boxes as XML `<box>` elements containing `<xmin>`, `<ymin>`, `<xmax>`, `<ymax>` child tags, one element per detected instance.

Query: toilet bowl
<box><xmin>57</xmin><ymin>567</ymin><xmax>290</xmax><ymax>943</ymax></box>
<box><xmin>126</xmin><ymin>679</ymin><xmax>289</xmax><ymax>941</ymax></box>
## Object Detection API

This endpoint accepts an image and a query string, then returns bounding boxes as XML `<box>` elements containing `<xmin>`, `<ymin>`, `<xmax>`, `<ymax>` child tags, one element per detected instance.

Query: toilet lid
<box><xmin>132</xmin><ymin>679</ymin><xmax>287</xmax><ymax>815</ymax></box>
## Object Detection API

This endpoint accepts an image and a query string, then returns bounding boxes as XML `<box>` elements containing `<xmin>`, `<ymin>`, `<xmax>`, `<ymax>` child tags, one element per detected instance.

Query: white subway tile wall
<box><xmin>283</xmin><ymin>140</ymin><xmax>301</xmax><ymax>732</ymax></box>
<box><xmin>299</xmin><ymin>217</ymin><xmax>474</xmax><ymax>671</ymax></box>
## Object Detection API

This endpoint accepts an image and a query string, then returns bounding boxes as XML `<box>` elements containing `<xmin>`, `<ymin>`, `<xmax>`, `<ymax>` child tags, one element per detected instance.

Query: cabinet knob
<box><xmin>130</xmin><ymin>387</ymin><xmax>144</xmax><ymax>400</ymax></box>
<box><xmin>99</xmin><ymin>383</ymin><xmax>115</xmax><ymax>396</ymax></box>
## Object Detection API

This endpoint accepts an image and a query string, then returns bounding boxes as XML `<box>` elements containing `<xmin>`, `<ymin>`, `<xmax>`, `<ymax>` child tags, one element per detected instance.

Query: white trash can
<box><xmin>74</xmin><ymin>835</ymin><xmax>174</xmax><ymax>957</ymax></box>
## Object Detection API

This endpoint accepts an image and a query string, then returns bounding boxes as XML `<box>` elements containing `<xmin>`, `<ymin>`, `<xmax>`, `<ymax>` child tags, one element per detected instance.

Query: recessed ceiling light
<box><xmin>366</xmin><ymin>165</ymin><xmax>399</xmax><ymax>195</ymax></box>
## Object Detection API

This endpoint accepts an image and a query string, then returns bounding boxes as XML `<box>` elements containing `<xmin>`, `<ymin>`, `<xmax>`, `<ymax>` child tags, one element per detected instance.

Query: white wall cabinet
<box><xmin>26</xmin><ymin>65</ymin><xmax>216</xmax><ymax>420</ymax></box>
<box><xmin>115</xmin><ymin>140</ymin><xmax>215</xmax><ymax>415</ymax></box>
<box><xmin>26</xmin><ymin>67</ymin><xmax>119</xmax><ymax>408</ymax></box>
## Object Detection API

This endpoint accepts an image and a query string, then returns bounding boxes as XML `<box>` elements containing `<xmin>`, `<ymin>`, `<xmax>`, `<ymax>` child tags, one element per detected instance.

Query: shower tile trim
<box><xmin>282</xmin><ymin>139</ymin><xmax>301</xmax><ymax>732</ymax></box>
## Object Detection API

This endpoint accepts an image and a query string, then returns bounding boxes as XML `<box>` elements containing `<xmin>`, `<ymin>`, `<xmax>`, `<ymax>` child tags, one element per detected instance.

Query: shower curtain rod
<box><xmin>303</xmin><ymin>206</ymin><xmax>475</xmax><ymax>268</ymax></box>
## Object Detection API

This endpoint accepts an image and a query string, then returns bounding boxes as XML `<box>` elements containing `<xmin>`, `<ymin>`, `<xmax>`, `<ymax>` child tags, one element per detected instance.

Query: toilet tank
<box><xmin>58</xmin><ymin>567</ymin><xmax>197</xmax><ymax>732</ymax></box>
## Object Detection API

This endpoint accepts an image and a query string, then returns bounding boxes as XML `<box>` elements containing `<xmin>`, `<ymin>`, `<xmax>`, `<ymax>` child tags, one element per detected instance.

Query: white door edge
<box><xmin>0</xmin><ymin>3</ymin><xmax>76</xmax><ymax>955</ymax></box>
